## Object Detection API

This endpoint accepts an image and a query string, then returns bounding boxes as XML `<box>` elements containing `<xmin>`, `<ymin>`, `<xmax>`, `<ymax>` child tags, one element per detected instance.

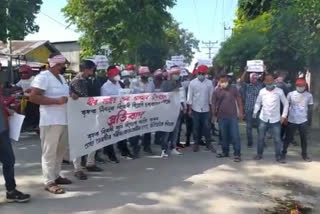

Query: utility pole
<box><xmin>6</xmin><ymin>0</ymin><xmax>13</xmax><ymax>83</ymax></box>
<box><xmin>223</xmin><ymin>22</ymin><xmax>232</xmax><ymax>41</ymax></box>
<box><xmin>202</xmin><ymin>40</ymin><xmax>218</xmax><ymax>60</ymax></box>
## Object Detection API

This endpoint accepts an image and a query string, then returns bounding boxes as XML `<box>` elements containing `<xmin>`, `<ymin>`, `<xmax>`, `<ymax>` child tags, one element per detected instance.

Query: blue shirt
<box><xmin>242</xmin><ymin>83</ymin><xmax>263</xmax><ymax>113</ymax></box>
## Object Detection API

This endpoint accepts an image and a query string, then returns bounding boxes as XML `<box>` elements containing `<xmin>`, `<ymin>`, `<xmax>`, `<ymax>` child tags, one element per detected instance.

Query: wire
<box><xmin>40</xmin><ymin>12</ymin><xmax>77</xmax><ymax>32</ymax></box>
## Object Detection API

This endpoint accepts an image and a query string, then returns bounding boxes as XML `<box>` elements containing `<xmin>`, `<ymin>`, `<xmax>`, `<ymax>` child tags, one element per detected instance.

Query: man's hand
<box><xmin>7</xmin><ymin>109</ymin><xmax>15</xmax><ymax>116</ymax></box>
<box><xmin>55</xmin><ymin>96</ymin><xmax>68</xmax><ymax>105</ymax></box>
<box><xmin>71</xmin><ymin>93</ymin><xmax>79</xmax><ymax>100</ymax></box>
<box><xmin>238</xmin><ymin>112</ymin><xmax>244</xmax><ymax>121</ymax></box>
<box><xmin>280</xmin><ymin>117</ymin><xmax>287</xmax><ymax>125</ymax></box>
<box><xmin>211</xmin><ymin>116</ymin><xmax>217</xmax><ymax>124</ymax></box>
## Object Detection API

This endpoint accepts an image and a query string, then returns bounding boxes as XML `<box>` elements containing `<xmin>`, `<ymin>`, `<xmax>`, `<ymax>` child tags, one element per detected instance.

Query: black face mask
<box><xmin>60</xmin><ymin>67</ymin><xmax>66</xmax><ymax>75</ymax></box>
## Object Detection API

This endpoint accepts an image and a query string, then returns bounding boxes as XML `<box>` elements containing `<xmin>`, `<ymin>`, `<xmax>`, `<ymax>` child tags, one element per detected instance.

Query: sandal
<box><xmin>55</xmin><ymin>176</ymin><xmax>72</xmax><ymax>185</ymax></box>
<box><xmin>45</xmin><ymin>184</ymin><xmax>65</xmax><ymax>194</ymax></box>
<box><xmin>234</xmin><ymin>156</ymin><xmax>241</xmax><ymax>162</ymax></box>
<box><xmin>216</xmin><ymin>153</ymin><xmax>229</xmax><ymax>158</ymax></box>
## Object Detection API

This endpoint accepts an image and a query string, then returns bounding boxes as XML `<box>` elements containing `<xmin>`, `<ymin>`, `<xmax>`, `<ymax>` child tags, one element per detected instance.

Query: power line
<box><xmin>40</xmin><ymin>12</ymin><xmax>77</xmax><ymax>32</ymax></box>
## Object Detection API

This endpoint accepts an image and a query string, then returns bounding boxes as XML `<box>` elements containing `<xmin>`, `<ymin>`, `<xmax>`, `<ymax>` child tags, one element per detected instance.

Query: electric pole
<box><xmin>202</xmin><ymin>40</ymin><xmax>218</xmax><ymax>60</ymax></box>
<box><xmin>6</xmin><ymin>0</ymin><xmax>13</xmax><ymax>83</ymax></box>
<box><xmin>223</xmin><ymin>22</ymin><xmax>232</xmax><ymax>41</ymax></box>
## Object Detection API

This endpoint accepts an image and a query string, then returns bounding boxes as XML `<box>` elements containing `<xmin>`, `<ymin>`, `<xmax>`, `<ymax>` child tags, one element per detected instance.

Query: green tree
<box><xmin>0</xmin><ymin>0</ymin><xmax>42</xmax><ymax>42</ymax></box>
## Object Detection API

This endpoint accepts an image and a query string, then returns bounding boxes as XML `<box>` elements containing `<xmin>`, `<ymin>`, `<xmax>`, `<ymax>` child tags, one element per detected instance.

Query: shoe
<box><xmin>121</xmin><ymin>155</ymin><xmax>133</xmax><ymax>160</ymax></box>
<box><xmin>6</xmin><ymin>189</ymin><xmax>30</xmax><ymax>203</ymax></box>
<box><xmin>143</xmin><ymin>148</ymin><xmax>153</xmax><ymax>155</ymax></box>
<box><xmin>254</xmin><ymin>155</ymin><xmax>262</xmax><ymax>160</ymax></box>
<box><xmin>161</xmin><ymin>150</ymin><xmax>169</xmax><ymax>158</ymax></box>
<box><xmin>216</xmin><ymin>153</ymin><xmax>229</xmax><ymax>158</ymax></box>
<box><xmin>55</xmin><ymin>176</ymin><xmax>72</xmax><ymax>185</ymax></box>
<box><xmin>276</xmin><ymin>156</ymin><xmax>286</xmax><ymax>164</ymax></box>
<box><xmin>86</xmin><ymin>165</ymin><xmax>103</xmax><ymax>172</ymax></box>
<box><xmin>234</xmin><ymin>156</ymin><xmax>241</xmax><ymax>162</ymax></box>
<box><xmin>109</xmin><ymin>156</ymin><xmax>120</xmax><ymax>164</ymax></box>
<box><xmin>193</xmin><ymin>144</ymin><xmax>199</xmax><ymax>152</ymax></box>
<box><xmin>303</xmin><ymin>156</ymin><xmax>312</xmax><ymax>162</ymax></box>
<box><xmin>62</xmin><ymin>160</ymin><xmax>70</xmax><ymax>164</ymax></box>
<box><xmin>74</xmin><ymin>171</ymin><xmax>88</xmax><ymax>180</ymax></box>
<box><xmin>205</xmin><ymin>145</ymin><xmax>217</xmax><ymax>153</ymax></box>
<box><xmin>171</xmin><ymin>148</ymin><xmax>182</xmax><ymax>155</ymax></box>
<box><xmin>199</xmin><ymin>140</ymin><xmax>206</xmax><ymax>146</ymax></box>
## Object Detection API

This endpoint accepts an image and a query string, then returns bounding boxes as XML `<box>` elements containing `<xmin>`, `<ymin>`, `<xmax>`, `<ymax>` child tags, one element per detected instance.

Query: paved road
<box><xmin>1</xmin><ymin>127</ymin><xmax>320</xmax><ymax>214</ymax></box>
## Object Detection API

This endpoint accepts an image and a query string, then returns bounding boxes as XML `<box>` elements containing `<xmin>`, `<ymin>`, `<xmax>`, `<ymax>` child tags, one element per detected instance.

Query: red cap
<box><xmin>125</xmin><ymin>64</ymin><xmax>135</xmax><ymax>70</ymax></box>
<box><xmin>296</xmin><ymin>78</ymin><xmax>307</xmax><ymax>86</ymax></box>
<box><xmin>107</xmin><ymin>67</ymin><xmax>119</xmax><ymax>76</ymax></box>
<box><xmin>193</xmin><ymin>69</ymin><xmax>198</xmax><ymax>75</ymax></box>
<box><xmin>197</xmin><ymin>65</ymin><xmax>208</xmax><ymax>74</ymax></box>
<box><xmin>19</xmin><ymin>65</ymin><xmax>32</xmax><ymax>73</ymax></box>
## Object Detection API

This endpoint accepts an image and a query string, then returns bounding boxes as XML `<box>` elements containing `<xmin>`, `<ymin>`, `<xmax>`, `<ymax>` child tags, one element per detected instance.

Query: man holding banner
<box><xmin>70</xmin><ymin>60</ymin><xmax>103</xmax><ymax>181</ymax></box>
<box><xmin>30</xmin><ymin>53</ymin><xmax>71</xmax><ymax>194</ymax></box>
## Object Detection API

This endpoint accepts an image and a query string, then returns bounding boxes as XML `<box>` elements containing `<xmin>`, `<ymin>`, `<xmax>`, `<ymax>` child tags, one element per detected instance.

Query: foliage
<box><xmin>63</xmin><ymin>0</ymin><xmax>199</xmax><ymax>69</ymax></box>
<box><xmin>0</xmin><ymin>0</ymin><xmax>42</xmax><ymax>42</ymax></box>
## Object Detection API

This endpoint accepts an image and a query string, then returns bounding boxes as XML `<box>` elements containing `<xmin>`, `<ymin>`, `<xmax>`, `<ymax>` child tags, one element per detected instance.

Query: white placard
<box><xmin>247</xmin><ymin>60</ymin><xmax>264</xmax><ymax>66</ymax></box>
<box><xmin>92</xmin><ymin>55</ymin><xmax>109</xmax><ymax>70</ymax></box>
<box><xmin>171</xmin><ymin>55</ymin><xmax>185</xmax><ymax>61</ymax></box>
<box><xmin>68</xmin><ymin>92</ymin><xmax>181</xmax><ymax>159</ymax></box>
<box><xmin>9</xmin><ymin>113</ymin><xmax>25</xmax><ymax>141</ymax></box>
<box><xmin>247</xmin><ymin>60</ymin><xmax>264</xmax><ymax>72</ymax></box>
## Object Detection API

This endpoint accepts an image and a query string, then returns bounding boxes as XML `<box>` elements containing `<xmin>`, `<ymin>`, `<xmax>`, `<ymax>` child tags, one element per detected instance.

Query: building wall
<box><xmin>53</xmin><ymin>43</ymin><xmax>81</xmax><ymax>72</ymax></box>
<box><xmin>26</xmin><ymin>45</ymin><xmax>53</xmax><ymax>63</ymax></box>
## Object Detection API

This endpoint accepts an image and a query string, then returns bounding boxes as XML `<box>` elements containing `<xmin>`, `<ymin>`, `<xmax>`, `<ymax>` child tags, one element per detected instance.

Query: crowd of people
<box><xmin>0</xmin><ymin>53</ymin><xmax>314</xmax><ymax>202</ymax></box>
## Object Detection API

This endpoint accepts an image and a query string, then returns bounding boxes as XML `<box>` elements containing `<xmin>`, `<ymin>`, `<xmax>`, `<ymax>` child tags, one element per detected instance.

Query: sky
<box><xmin>26</xmin><ymin>0</ymin><xmax>238</xmax><ymax>61</ymax></box>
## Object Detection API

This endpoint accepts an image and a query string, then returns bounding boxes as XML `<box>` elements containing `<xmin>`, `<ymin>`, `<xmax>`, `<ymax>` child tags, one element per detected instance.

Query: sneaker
<box><xmin>6</xmin><ymin>189</ymin><xmax>30</xmax><ymax>203</ymax></box>
<box><xmin>109</xmin><ymin>156</ymin><xmax>120</xmax><ymax>164</ymax></box>
<box><xmin>276</xmin><ymin>156</ymin><xmax>286</xmax><ymax>164</ymax></box>
<box><xmin>121</xmin><ymin>155</ymin><xmax>133</xmax><ymax>160</ymax></box>
<box><xmin>161</xmin><ymin>150</ymin><xmax>169</xmax><ymax>158</ymax></box>
<box><xmin>74</xmin><ymin>171</ymin><xmax>88</xmax><ymax>180</ymax></box>
<box><xmin>86</xmin><ymin>165</ymin><xmax>103</xmax><ymax>172</ymax></box>
<box><xmin>303</xmin><ymin>156</ymin><xmax>312</xmax><ymax>162</ymax></box>
<box><xmin>193</xmin><ymin>144</ymin><xmax>199</xmax><ymax>152</ymax></box>
<box><xmin>171</xmin><ymin>148</ymin><xmax>182</xmax><ymax>155</ymax></box>
<box><xmin>254</xmin><ymin>155</ymin><xmax>262</xmax><ymax>160</ymax></box>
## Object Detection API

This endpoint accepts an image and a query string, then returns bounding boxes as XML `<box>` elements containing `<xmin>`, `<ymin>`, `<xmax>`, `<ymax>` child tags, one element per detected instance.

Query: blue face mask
<box><xmin>266</xmin><ymin>84</ymin><xmax>275</xmax><ymax>90</ymax></box>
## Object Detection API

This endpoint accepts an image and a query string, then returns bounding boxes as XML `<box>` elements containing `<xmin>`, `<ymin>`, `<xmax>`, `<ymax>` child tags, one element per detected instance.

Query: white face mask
<box><xmin>114</xmin><ymin>75</ymin><xmax>121</xmax><ymax>82</ymax></box>
<box><xmin>220</xmin><ymin>82</ymin><xmax>229</xmax><ymax>89</ymax></box>
<box><xmin>296</xmin><ymin>86</ymin><xmax>306</xmax><ymax>93</ymax></box>
<box><xmin>172</xmin><ymin>74</ymin><xmax>180</xmax><ymax>81</ymax></box>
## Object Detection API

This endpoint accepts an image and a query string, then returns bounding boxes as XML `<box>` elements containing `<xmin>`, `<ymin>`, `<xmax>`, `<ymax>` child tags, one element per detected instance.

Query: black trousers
<box><xmin>23</xmin><ymin>101</ymin><xmax>40</xmax><ymax>128</ymax></box>
<box><xmin>117</xmin><ymin>140</ymin><xmax>132</xmax><ymax>156</ymax></box>
<box><xmin>142</xmin><ymin>133</ymin><xmax>151</xmax><ymax>151</ymax></box>
<box><xmin>0</xmin><ymin>130</ymin><xmax>16</xmax><ymax>191</ymax></box>
<box><xmin>283</xmin><ymin>122</ymin><xmax>309</xmax><ymax>158</ymax></box>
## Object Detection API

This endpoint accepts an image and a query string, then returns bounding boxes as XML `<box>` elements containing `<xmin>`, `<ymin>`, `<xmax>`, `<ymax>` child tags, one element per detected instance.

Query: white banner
<box><xmin>246</xmin><ymin>60</ymin><xmax>264</xmax><ymax>72</ymax></box>
<box><xmin>67</xmin><ymin>92</ymin><xmax>181</xmax><ymax>159</ymax></box>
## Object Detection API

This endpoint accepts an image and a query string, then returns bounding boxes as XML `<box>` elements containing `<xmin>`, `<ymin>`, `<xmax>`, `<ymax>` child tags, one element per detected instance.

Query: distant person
<box><xmin>282</xmin><ymin>78</ymin><xmax>313</xmax><ymax>162</ymax></box>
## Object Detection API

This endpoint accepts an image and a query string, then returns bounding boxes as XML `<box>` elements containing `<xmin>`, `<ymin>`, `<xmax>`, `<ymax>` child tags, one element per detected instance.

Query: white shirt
<box><xmin>187</xmin><ymin>78</ymin><xmax>214</xmax><ymax>113</ymax></box>
<box><xmin>130</xmin><ymin>78</ymin><xmax>152</xmax><ymax>94</ymax></box>
<box><xmin>16</xmin><ymin>76</ymin><xmax>35</xmax><ymax>92</ymax></box>
<box><xmin>254</xmin><ymin>87</ymin><xmax>289</xmax><ymax>123</ymax></box>
<box><xmin>287</xmin><ymin>90</ymin><xmax>313</xmax><ymax>124</ymax></box>
<box><xmin>101</xmin><ymin>80</ymin><xmax>121</xmax><ymax>96</ymax></box>
<box><xmin>31</xmin><ymin>70</ymin><xmax>69</xmax><ymax>126</ymax></box>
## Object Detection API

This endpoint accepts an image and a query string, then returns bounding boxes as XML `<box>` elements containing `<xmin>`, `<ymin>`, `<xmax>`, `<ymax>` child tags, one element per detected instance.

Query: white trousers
<box><xmin>40</xmin><ymin>125</ymin><xmax>68</xmax><ymax>185</ymax></box>
<box><xmin>73</xmin><ymin>151</ymin><xmax>96</xmax><ymax>172</ymax></box>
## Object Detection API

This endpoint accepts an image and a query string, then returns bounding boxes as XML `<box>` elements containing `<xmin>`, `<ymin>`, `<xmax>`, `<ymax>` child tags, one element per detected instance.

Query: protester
<box><xmin>160</xmin><ymin>66</ymin><xmax>184</xmax><ymax>157</ymax></box>
<box><xmin>282</xmin><ymin>78</ymin><xmax>313</xmax><ymax>162</ymax></box>
<box><xmin>130</xmin><ymin>66</ymin><xmax>153</xmax><ymax>155</ymax></box>
<box><xmin>70</xmin><ymin>60</ymin><xmax>103</xmax><ymax>180</ymax></box>
<box><xmin>0</xmin><ymin>86</ymin><xmax>31</xmax><ymax>203</ymax></box>
<box><xmin>240</xmin><ymin>72</ymin><xmax>263</xmax><ymax>147</ymax></box>
<box><xmin>253</xmin><ymin>73</ymin><xmax>289</xmax><ymax>164</ymax></box>
<box><xmin>101</xmin><ymin>65</ymin><xmax>133</xmax><ymax>161</ymax></box>
<box><xmin>187</xmin><ymin>65</ymin><xmax>216</xmax><ymax>153</ymax></box>
<box><xmin>212</xmin><ymin>73</ymin><xmax>243</xmax><ymax>162</ymax></box>
<box><xmin>16</xmin><ymin>65</ymin><xmax>40</xmax><ymax>132</ymax></box>
<box><xmin>30</xmin><ymin>53</ymin><xmax>71</xmax><ymax>194</ymax></box>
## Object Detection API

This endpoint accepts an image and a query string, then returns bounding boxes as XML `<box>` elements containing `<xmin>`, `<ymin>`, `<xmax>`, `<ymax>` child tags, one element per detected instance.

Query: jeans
<box><xmin>192</xmin><ymin>111</ymin><xmax>212</xmax><ymax>147</ymax></box>
<box><xmin>258</xmin><ymin>120</ymin><xmax>282</xmax><ymax>157</ymax></box>
<box><xmin>283</xmin><ymin>122</ymin><xmax>309</xmax><ymax>158</ymax></box>
<box><xmin>162</xmin><ymin>113</ymin><xmax>182</xmax><ymax>152</ymax></box>
<box><xmin>245</xmin><ymin>110</ymin><xmax>258</xmax><ymax>146</ymax></box>
<box><xmin>218</xmin><ymin>118</ymin><xmax>241</xmax><ymax>156</ymax></box>
<box><xmin>0</xmin><ymin>131</ymin><xmax>16</xmax><ymax>191</ymax></box>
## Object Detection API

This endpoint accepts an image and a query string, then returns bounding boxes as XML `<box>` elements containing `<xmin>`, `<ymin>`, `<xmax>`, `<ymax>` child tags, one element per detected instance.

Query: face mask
<box><xmin>220</xmin><ymin>82</ymin><xmax>229</xmax><ymax>89</ymax></box>
<box><xmin>60</xmin><ymin>67</ymin><xmax>66</xmax><ymax>75</ymax></box>
<box><xmin>266</xmin><ymin>84</ymin><xmax>275</xmax><ymax>90</ymax></box>
<box><xmin>198</xmin><ymin>75</ymin><xmax>205</xmax><ymax>82</ymax></box>
<box><xmin>141</xmin><ymin>76</ymin><xmax>148</xmax><ymax>81</ymax></box>
<box><xmin>296</xmin><ymin>86</ymin><xmax>306</xmax><ymax>93</ymax></box>
<box><xmin>172</xmin><ymin>74</ymin><xmax>180</xmax><ymax>81</ymax></box>
<box><xmin>114</xmin><ymin>75</ymin><xmax>121</xmax><ymax>82</ymax></box>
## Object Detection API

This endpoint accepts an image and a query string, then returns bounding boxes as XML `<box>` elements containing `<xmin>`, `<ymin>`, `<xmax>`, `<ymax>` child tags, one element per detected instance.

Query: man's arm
<box><xmin>280</xmin><ymin>90</ymin><xmax>289</xmax><ymax>119</ymax></box>
<box><xmin>236</xmin><ymin>95</ymin><xmax>244</xmax><ymax>120</ymax></box>
<box><xmin>29</xmin><ymin>88</ymin><xmax>67</xmax><ymax>105</ymax></box>
<box><xmin>187</xmin><ymin>83</ymin><xmax>193</xmax><ymax>115</ymax></box>
<box><xmin>308</xmin><ymin>94</ymin><xmax>314</xmax><ymax>126</ymax></box>
<box><xmin>253</xmin><ymin>91</ymin><xmax>262</xmax><ymax>117</ymax></box>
